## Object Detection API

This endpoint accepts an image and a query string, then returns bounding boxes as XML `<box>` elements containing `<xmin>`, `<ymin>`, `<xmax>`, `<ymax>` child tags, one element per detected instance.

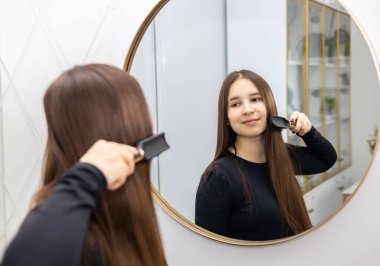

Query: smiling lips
<box><xmin>242</xmin><ymin>118</ymin><xmax>260</xmax><ymax>125</ymax></box>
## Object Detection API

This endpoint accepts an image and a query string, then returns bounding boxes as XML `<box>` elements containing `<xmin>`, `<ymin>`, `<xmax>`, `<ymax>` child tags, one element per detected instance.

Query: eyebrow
<box><xmin>228</xmin><ymin>93</ymin><xmax>261</xmax><ymax>102</ymax></box>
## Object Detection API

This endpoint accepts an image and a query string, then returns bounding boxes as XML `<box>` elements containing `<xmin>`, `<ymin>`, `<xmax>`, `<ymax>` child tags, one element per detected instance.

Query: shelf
<box><xmin>308</xmin><ymin>58</ymin><xmax>322</xmax><ymax>65</ymax></box>
<box><xmin>287</xmin><ymin>0</ymin><xmax>351</xmax><ymax>194</ymax></box>
<box><xmin>339</xmin><ymin>116</ymin><xmax>350</xmax><ymax>124</ymax></box>
<box><xmin>309</xmin><ymin>87</ymin><xmax>349</xmax><ymax>97</ymax></box>
<box><xmin>311</xmin><ymin>115</ymin><xmax>349</xmax><ymax>128</ymax></box>
<box><xmin>325</xmin><ymin>60</ymin><xmax>349</xmax><ymax>68</ymax></box>
<box><xmin>342</xmin><ymin>180</ymin><xmax>359</xmax><ymax>198</ymax></box>
<box><xmin>288</xmin><ymin>60</ymin><xmax>348</xmax><ymax>68</ymax></box>
<box><xmin>288</xmin><ymin>60</ymin><xmax>303</xmax><ymax>66</ymax></box>
<box><xmin>310</xmin><ymin>86</ymin><xmax>349</xmax><ymax>90</ymax></box>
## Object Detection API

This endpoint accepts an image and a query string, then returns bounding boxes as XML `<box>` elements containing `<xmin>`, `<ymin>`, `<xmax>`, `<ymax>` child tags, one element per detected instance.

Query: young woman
<box><xmin>1</xmin><ymin>64</ymin><xmax>167</xmax><ymax>266</ymax></box>
<box><xmin>195</xmin><ymin>70</ymin><xmax>337</xmax><ymax>241</ymax></box>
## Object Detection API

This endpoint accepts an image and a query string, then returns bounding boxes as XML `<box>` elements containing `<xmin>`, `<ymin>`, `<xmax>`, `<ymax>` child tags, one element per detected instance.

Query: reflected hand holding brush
<box><xmin>269</xmin><ymin>113</ymin><xmax>312</xmax><ymax>136</ymax></box>
<box><xmin>268</xmin><ymin>115</ymin><xmax>296</xmax><ymax>131</ymax></box>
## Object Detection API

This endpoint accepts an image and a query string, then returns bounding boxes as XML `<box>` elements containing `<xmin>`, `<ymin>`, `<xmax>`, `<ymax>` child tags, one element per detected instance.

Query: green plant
<box><xmin>325</xmin><ymin>96</ymin><xmax>335</xmax><ymax>114</ymax></box>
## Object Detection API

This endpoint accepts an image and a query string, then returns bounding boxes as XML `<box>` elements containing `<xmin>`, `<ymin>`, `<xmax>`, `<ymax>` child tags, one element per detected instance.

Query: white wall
<box><xmin>1</xmin><ymin>0</ymin><xmax>380</xmax><ymax>265</ymax></box>
<box><xmin>0</xmin><ymin>0</ymin><xmax>159</xmax><ymax>254</ymax></box>
<box><xmin>351</xmin><ymin>20</ymin><xmax>380</xmax><ymax>183</ymax></box>
<box><xmin>129</xmin><ymin>20</ymin><xmax>161</xmax><ymax>189</ymax></box>
<box><xmin>132</xmin><ymin>0</ymin><xmax>226</xmax><ymax>222</ymax></box>
<box><xmin>227</xmin><ymin>0</ymin><xmax>287</xmax><ymax>116</ymax></box>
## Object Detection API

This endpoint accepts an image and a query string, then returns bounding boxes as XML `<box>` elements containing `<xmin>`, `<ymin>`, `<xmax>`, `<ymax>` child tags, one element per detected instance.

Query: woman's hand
<box><xmin>289</xmin><ymin>111</ymin><xmax>312</xmax><ymax>136</ymax></box>
<box><xmin>79</xmin><ymin>140</ymin><xmax>138</xmax><ymax>191</ymax></box>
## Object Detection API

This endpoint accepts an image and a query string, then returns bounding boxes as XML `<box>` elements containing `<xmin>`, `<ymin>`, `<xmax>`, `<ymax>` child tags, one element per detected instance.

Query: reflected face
<box><xmin>227</xmin><ymin>78</ymin><xmax>267</xmax><ymax>139</ymax></box>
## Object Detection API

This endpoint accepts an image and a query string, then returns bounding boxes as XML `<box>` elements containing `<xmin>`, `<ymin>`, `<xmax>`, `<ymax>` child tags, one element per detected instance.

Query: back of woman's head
<box><xmin>35</xmin><ymin>64</ymin><xmax>166</xmax><ymax>266</ymax></box>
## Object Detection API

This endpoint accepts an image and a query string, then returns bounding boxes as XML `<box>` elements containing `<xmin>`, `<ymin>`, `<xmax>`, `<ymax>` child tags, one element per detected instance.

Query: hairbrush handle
<box><xmin>133</xmin><ymin>149</ymin><xmax>145</xmax><ymax>163</ymax></box>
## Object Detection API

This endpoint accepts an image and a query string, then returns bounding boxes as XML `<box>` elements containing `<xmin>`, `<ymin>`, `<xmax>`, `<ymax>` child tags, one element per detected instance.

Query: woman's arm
<box><xmin>1</xmin><ymin>140</ymin><xmax>137</xmax><ymax>266</ymax></box>
<box><xmin>195</xmin><ymin>166</ymin><xmax>233</xmax><ymax>236</ymax></box>
<box><xmin>1</xmin><ymin>163</ymin><xmax>106</xmax><ymax>266</ymax></box>
<box><xmin>287</xmin><ymin>126</ymin><xmax>337</xmax><ymax>175</ymax></box>
<box><xmin>286</xmin><ymin>112</ymin><xmax>337</xmax><ymax>175</ymax></box>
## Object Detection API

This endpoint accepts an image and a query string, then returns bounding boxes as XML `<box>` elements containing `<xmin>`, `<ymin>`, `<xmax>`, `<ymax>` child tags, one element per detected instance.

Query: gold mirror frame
<box><xmin>124</xmin><ymin>0</ymin><xmax>380</xmax><ymax>246</ymax></box>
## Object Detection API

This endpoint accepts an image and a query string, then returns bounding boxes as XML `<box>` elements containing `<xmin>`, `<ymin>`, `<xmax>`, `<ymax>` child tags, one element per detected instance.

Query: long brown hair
<box><xmin>33</xmin><ymin>64</ymin><xmax>166</xmax><ymax>266</ymax></box>
<box><xmin>214</xmin><ymin>70</ymin><xmax>312</xmax><ymax>235</ymax></box>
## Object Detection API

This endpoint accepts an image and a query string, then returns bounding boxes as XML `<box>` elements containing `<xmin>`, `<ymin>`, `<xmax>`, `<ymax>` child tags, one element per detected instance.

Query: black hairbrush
<box><xmin>134</xmin><ymin>132</ymin><xmax>170</xmax><ymax>163</ymax></box>
<box><xmin>268</xmin><ymin>115</ymin><xmax>296</xmax><ymax>131</ymax></box>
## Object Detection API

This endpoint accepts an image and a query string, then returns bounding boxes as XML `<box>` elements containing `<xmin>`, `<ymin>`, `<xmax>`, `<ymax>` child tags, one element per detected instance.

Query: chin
<box><xmin>238</xmin><ymin>129</ymin><xmax>266</xmax><ymax>139</ymax></box>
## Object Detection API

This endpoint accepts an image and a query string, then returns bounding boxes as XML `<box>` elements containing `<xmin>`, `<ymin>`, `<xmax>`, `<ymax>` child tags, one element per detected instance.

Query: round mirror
<box><xmin>126</xmin><ymin>0</ymin><xmax>380</xmax><ymax>244</ymax></box>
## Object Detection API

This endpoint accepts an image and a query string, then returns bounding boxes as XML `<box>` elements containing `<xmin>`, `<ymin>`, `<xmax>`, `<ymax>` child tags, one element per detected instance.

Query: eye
<box><xmin>230</xmin><ymin>102</ymin><xmax>240</xmax><ymax>107</ymax></box>
<box><xmin>251</xmin><ymin>97</ymin><xmax>262</xmax><ymax>102</ymax></box>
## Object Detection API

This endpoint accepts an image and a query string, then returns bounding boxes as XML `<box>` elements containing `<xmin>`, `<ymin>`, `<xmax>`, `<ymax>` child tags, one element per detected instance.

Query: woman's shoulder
<box><xmin>207</xmin><ymin>154</ymin><xmax>234</xmax><ymax>171</ymax></box>
<box><xmin>201</xmin><ymin>154</ymin><xmax>236</xmax><ymax>182</ymax></box>
<box><xmin>198</xmin><ymin>158</ymin><xmax>234</xmax><ymax>194</ymax></box>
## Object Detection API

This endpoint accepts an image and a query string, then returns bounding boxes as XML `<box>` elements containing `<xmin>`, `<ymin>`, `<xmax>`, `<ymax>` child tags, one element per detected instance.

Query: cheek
<box><xmin>227</xmin><ymin>108</ymin><xmax>241</xmax><ymax>124</ymax></box>
<box><xmin>258</xmin><ymin>104</ymin><xmax>268</xmax><ymax>124</ymax></box>
<box><xmin>227</xmin><ymin>108</ymin><xmax>234</xmax><ymax>121</ymax></box>
<box><xmin>260</xmin><ymin>103</ymin><xmax>268</xmax><ymax>116</ymax></box>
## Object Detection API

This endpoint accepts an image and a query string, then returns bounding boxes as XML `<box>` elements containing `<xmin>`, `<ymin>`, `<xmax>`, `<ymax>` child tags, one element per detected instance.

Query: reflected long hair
<box><xmin>33</xmin><ymin>64</ymin><xmax>166</xmax><ymax>266</ymax></box>
<box><xmin>213</xmin><ymin>70</ymin><xmax>312</xmax><ymax>235</ymax></box>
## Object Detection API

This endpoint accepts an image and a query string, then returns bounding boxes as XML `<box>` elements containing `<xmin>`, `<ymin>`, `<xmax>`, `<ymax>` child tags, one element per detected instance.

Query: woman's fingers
<box><xmin>289</xmin><ymin>111</ymin><xmax>312</xmax><ymax>136</ymax></box>
<box><xmin>117</xmin><ymin>146</ymin><xmax>136</xmax><ymax>176</ymax></box>
<box><xmin>79</xmin><ymin>140</ymin><xmax>139</xmax><ymax>191</ymax></box>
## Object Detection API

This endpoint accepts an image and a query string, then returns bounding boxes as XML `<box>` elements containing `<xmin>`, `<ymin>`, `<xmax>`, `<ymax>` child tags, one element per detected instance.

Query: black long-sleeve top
<box><xmin>1</xmin><ymin>163</ymin><xmax>106</xmax><ymax>266</ymax></box>
<box><xmin>195</xmin><ymin>126</ymin><xmax>337</xmax><ymax>241</ymax></box>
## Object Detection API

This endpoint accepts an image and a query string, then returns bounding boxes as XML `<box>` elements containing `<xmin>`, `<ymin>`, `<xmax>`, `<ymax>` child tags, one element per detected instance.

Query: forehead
<box><xmin>228</xmin><ymin>78</ymin><xmax>259</xmax><ymax>99</ymax></box>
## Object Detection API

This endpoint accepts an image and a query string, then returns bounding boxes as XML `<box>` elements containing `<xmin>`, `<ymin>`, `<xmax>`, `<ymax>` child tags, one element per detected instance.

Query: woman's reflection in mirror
<box><xmin>195</xmin><ymin>70</ymin><xmax>337</xmax><ymax>241</ymax></box>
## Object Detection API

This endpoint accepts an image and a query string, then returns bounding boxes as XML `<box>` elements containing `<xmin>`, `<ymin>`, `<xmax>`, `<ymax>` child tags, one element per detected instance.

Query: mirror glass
<box><xmin>129</xmin><ymin>0</ymin><xmax>380</xmax><ymax>242</ymax></box>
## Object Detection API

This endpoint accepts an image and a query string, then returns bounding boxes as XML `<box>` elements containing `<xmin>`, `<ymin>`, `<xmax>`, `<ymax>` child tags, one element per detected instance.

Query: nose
<box><xmin>242</xmin><ymin>101</ymin><xmax>254</xmax><ymax>115</ymax></box>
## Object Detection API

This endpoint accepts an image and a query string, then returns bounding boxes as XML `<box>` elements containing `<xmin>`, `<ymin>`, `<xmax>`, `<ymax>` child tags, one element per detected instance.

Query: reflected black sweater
<box><xmin>195</xmin><ymin>127</ymin><xmax>337</xmax><ymax>241</ymax></box>
<box><xmin>1</xmin><ymin>163</ymin><xmax>106</xmax><ymax>266</ymax></box>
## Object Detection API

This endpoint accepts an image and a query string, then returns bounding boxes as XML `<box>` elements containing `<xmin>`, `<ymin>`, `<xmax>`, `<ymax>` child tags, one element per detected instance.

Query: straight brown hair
<box><xmin>33</xmin><ymin>64</ymin><xmax>166</xmax><ymax>266</ymax></box>
<box><xmin>213</xmin><ymin>70</ymin><xmax>312</xmax><ymax>235</ymax></box>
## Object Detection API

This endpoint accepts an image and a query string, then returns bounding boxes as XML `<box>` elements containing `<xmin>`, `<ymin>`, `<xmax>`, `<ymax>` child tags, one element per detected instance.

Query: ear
<box><xmin>227</xmin><ymin>121</ymin><xmax>230</xmax><ymax>126</ymax></box>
